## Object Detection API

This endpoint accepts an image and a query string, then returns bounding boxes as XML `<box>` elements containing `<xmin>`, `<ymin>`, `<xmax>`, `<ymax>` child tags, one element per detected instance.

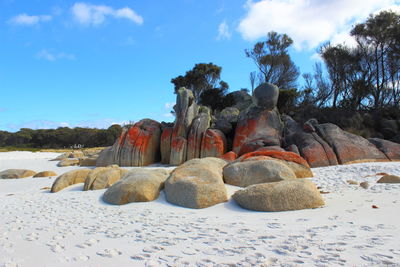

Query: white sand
<box><xmin>0</xmin><ymin>152</ymin><xmax>399</xmax><ymax>267</ymax></box>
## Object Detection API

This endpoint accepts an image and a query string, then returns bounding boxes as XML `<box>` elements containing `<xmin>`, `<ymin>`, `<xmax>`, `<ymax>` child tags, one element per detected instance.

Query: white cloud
<box><xmin>217</xmin><ymin>20</ymin><xmax>232</xmax><ymax>40</ymax></box>
<box><xmin>71</xmin><ymin>2</ymin><xmax>143</xmax><ymax>26</ymax></box>
<box><xmin>238</xmin><ymin>0</ymin><xmax>400</xmax><ymax>50</ymax></box>
<box><xmin>36</xmin><ymin>50</ymin><xmax>75</xmax><ymax>61</ymax></box>
<box><xmin>9</xmin><ymin>13</ymin><xmax>52</xmax><ymax>26</ymax></box>
<box><xmin>164</xmin><ymin>102</ymin><xmax>175</xmax><ymax>109</ymax></box>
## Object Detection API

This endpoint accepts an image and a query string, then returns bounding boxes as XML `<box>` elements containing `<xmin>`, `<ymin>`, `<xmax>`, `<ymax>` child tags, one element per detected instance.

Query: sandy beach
<box><xmin>1</xmin><ymin>151</ymin><xmax>400</xmax><ymax>266</ymax></box>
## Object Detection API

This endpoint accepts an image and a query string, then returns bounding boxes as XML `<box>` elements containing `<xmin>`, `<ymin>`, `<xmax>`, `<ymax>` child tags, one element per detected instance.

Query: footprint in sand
<box><xmin>96</xmin><ymin>249</ymin><xmax>122</xmax><ymax>258</ymax></box>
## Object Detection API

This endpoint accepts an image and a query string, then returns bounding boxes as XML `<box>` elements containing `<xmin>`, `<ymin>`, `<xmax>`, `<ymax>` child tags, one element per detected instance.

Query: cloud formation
<box><xmin>71</xmin><ymin>2</ymin><xmax>143</xmax><ymax>26</ymax></box>
<box><xmin>238</xmin><ymin>0</ymin><xmax>400</xmax><ymax>50</ymax></box>
<box><xmin>36</xmin><ymin>50</ymin><xmax>75</xmax><ymax>61</ymax></box>
<box><xmin>217</xmin><ymin>21</ymin><xmax>231</xmax><ymax>40</ymax></box>
<box><xmin>9</xmin><ymin>13</ymin><xmax>52</xmax><ymax>26</ymax></box>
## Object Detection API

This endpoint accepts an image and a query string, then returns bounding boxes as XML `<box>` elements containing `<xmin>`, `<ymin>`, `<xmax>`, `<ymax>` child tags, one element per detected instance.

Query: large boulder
<box><xmin>232</xmin><ymin>180</ymin><xmax>325</xmax><ymax>212</ymax></box>
<box><xmin>187</xmin><ymin>108</ymin><xmax>211</xmax><ymax>160</ymax></box>
<box><xmin>33</xmin><ymin>171</ymin><xmax>57</xmax><ymax>178</ymax></box>
<box><xmin>83</xmin><ymin>166</ymin><xmax>127</xmax><ymax>191</ymax></box>
<box><xmin>169</xmin><ymin>88</ymin><xmax>199</xmax><ymax>165</ymax></box>
<box><xmin>252</xmin><ymin>83</ymin><xmax>279</xmax><ymax>110</ymax></box>
<box><xmin>51</xmin><ymin>169</ymin><xmax>92</xmax><ymax>193</ymax></box>
<box><xmin>223</xmin><ymin>159</ymin><xmax>296</xmax><ymax>187</ymax></box>
<box><xmin>160</xmin><ymin>127</ymin><xmax>173</xmax><ymax>164</ymax></box>
<box><xmin>118</xmin><ymin>119</ymin><xmax>162</xmax><ymax>166</ymax></box>
<box><xmin>214</xmin><ymin>107</ymin><xmax>240</xmax><ymax>135</ymax></box>
<box><xmin>233</xmin><ymin>107</ymin><xmax>282</xmax><ymax>155</ymax></box>
<box><xmin>226</xmin><ymin>90</ymin><xmax>253</xmax><ymax>111</ymax></box>
<box><xmin>164</xmin><ymin>158</ymin><xmax>228</xmax><ymax>209</ymax></box>
<box><xmin>0</xmin><ymin>169</ymin><xmax>36</xmax><ymax>179</ymax></box>
<box><xmin>315</xmin><ymin>123</ymin><xmax>388</xmax><ymax>164</ymax></box>
<box><xmin>103</xmin><ymin>169</ymin><xmax>171</xmax><ymax>205</ymax></box>
<box><xmin>200</xmin><ymin>129</ymin><xmax>227</xmax><ymax>158</ymax></box>
<box><xmin>368</xmin><ymin>138</ymin><xmax>400</xmax><ymax>160</ymax></box>
<box><xmin>283</xmin><ymin>116</ymin><xmax>338</xmax><ymax>167</ymax></box>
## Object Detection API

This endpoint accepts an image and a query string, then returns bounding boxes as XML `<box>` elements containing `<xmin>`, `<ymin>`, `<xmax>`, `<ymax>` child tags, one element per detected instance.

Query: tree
<box><xmin>171</xmin><ymin>63</ymin><xmax>227</xmax><ymax>103</ymax></box>
<box><xmin>245</xmin><ymin>31</ymin><xmax>300</xmax><ymax>89</ymax></box>
<box><xmin>351</xmin><ymin>10</ymin><xmax>400</xmax><ymax>108</ymax></box>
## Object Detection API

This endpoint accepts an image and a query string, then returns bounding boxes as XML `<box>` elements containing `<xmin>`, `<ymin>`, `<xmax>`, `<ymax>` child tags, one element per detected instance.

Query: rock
<box><xmin>285</xmin><ymin>144</ymin><xmax>300</xmax><ymax>155</ymax></box>
<box><xmin>347</xmin><ymin>180</ymin><xmax>358</xmax><ymax>185</ymax></box>
<box><xmin>368</xmin><ymin>138</ymin><xmax>400</xmax><ymax>160</ymax></box>
<box><xmin>232</xmin><ymin>179</ymin><xmax>325</xmax><ymax>212</ymax></box>
<box><xmin>33</xmin><ymin>171</ymin><xmax>57</xmax><ymax>178</ymax></box>
<box><xmin>360</xmin><ymin>182</ymin><xmax>369</xmax><ymax>189</ymax></box>
<box><xmin>218</xmin><ymin>107</ymin><xmax>240</xmax><ymax>123</ymax></box>
<box><xmin>315</xmin><ymin>123</ymin><xmax>388</xmax><ymax>164</ymax></box>
<box><xmin>57</xmin><ymin>158</ymin><xmax>80</xmax><ymax>167</ymax></box>
<box><xmin>237</xmin><ymin>150</ymin><xmax>310</xmax><ymax>169</ymax></box>
<box><xmin>51</xmin><ymin>169</ymin><xmax>92</xmax><ymax>192</ymax></box>
<box><xmin>164</xmin><ymin>157</ymin><xmax>228</xmax><ymax>209</ymax></box>
<box><xmin>223</xmin><ymin>159</ymin><xmax>296</xmax><ymax>187</ymax></box>
<box><xmin>50</xmin><ymin>152</ymin><xmax>71</xmax><ymax>161</ymax></box>
<box><xmin>169</xmin><ymin>88</ymin><xmax>199</xmax><ymax>164</ymax></box>
<box><xmin>200</xmin><ymin>129</ymin><xmax>227</xmax><ymax>158</ymax></box>
<box><xmin>117</xmin><ymin>119</ymin><xmax>162</xmax><ymax>166</ymax></box>
<box><xmin>83</xmin><ymin>166</ymin><xmax>127</xmax><ymax>191</ymax></box>
<box><xmin>96</xmin><ymin>147</ymin><xmax>114</xmax><ymax>167</ymax></box>
<box><xmin>252</xmin><ymin>83</ymin><xmax>279</xmax><ymax>110</ymax></box>
<box><xmin>80</xmin><ymin>156</ymin><xmax>98</xmax><ymax>166</ymax></box>
<box><xmin>240</xmin><ymin>155</ymin><xmax>313</xmax><ymax>178</ymax></box>
<box><xmin>187</xmin><ymin>108</ymin><xmax>211</xmax><ymax>160</ymax></box>
<box><xmin>160</xmin><ymin>127</ymin><xmax>173</xmax><ymax>164</ymax></box>
<box><xmin>171</xmin><ymin>88</ymin><xmax>199</xmax><ymax>141</ymax></box>
<box><xmin>283</xmin><ymin>116</ymin><xmax>338</xmax><ymax>167</ymax></box>
<box><xmin>220</xmin><ymin>151</ymin><xmax>237</xmax><ymax>162</ymax></box>
<box><xmin>103</xmin><ymin>169</ymin><xmax>171</xmax><ymax>204</ymax></box>
<box><xmin>69</xmin><ymin>151</ymin><xmax>85</xmax><ymax>159</ymax></box>
<box><xmin>0</xmin><ymin>169</ymin><xmax>37</xmax><ymax>179</ymax></box>
<box><xmin>239</xmin><ymin>141</ymin><xmax>285</xmax><ymax>156</ymax></box>
<box><xmin>170</xmin><ymin>137</ymin><xmax>187</xmax><ymax>166</ymax></box>
<box><xmin>226</xmin><ymin>89</ymin><xmax>253</xmax><ymax>111</ymax></box>
<box><xmin>377</xmin><ymin>175</ymin><xmax>400</xmax><ymax>183</ymax></box>
<box><xmin>233</xmin><ymin>107</ymin><xmax>282</xmax><ymax>155</ymax></box>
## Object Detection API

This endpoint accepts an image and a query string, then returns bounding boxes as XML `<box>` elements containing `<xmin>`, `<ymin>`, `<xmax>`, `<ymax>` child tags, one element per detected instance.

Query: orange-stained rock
<box><xmin>160</xmin><ymin>127</ymin><xmax>173</xmax><ymax>164</ymax></box>
<box><xmin>315</xmin><ymin>123</ymin><xmax>387</xmax><ymax>164</ymax></box>
<box><xmin>220</xmin><ymin>151</ymin><xmax>237</xmax><ymax>162</ymax></box>
<box><xmin>283</xmin><ymin>116</ymin><xmax>338</xmax><ymax>167</ymax></box>
<box><xmin>200</xmin><ymin>129</ymin><xmax>227</xmax><ymax>158</ymax></box>
<box><xmin>237</xmin><ymin>150</ymin><xmax>310</xmax><ymax>168</ymax></box>
<box><xmin>97</xmin><ymin>119</ymin><xmax>161</xmax><ymax>167</ymax></box>
<box><xmin>233</xmin><ymin>107</ymin><xmax>282</xmax><ymax>155</ymax></box>
<box><xmin>368</xmin><ymin>138</ymin><xmax>400</xmax><ymax>160</ymax></box>
<box><xmin>170</xmin><ymin>137</ymin><xmax>187</xmax><ymax>166</ymax></box>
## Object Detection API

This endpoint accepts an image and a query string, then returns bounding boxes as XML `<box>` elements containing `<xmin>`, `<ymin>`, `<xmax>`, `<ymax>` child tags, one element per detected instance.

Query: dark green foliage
<box><xmin>277</xmin><ymin>88</ymin><xmax>300</xmax><ymax>114</ymax></box>
<box><xmin>171</xmin><ymin>63</ymin><xmax>228</xmax><ymax>103</ymax></box>
<box><xmin>246</xmin><ymin>31</ymin><xmax>299</xmax><ymax>89</ymax></box>
<box><xmin>0</xmin><ymin>124</ymin><xmax>123</xmax><ymax>148</ymax></box>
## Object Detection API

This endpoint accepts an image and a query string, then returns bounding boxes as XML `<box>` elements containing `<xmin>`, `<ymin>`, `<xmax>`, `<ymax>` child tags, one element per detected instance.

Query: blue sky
<box><xmin>1</xmin><ymin>0</ymin><xmax>399</xmax><ymax>132</ymax></box>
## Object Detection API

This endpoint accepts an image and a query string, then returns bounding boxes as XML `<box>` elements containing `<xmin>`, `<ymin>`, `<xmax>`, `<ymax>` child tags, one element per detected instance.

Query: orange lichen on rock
<box><xmin>200</xmin><ymin>129</ymin><xmax>227</xmax><ymax>158</ymax></box>
<box><xmin>220</xmin><ymin>151</ymin><xmax>237</xmax><ymax>162</ymax></box>
<box><xmin>238</xmin><ymin>150</ymin><xmax>310</xmax><ymax>168</ymax></box>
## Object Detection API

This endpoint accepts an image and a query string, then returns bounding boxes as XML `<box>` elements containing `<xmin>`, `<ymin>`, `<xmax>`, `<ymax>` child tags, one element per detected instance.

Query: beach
<box><xmin>1</xmin><ymin>151</ymin><xmax>400</xmax><ymax>266</ymax></box>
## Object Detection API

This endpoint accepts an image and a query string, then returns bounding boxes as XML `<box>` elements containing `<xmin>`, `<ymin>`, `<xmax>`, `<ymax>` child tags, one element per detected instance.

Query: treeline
<box><xmin>0</xmin><ymin>125</ymin><xmax>122</xmax><ymax>148</ymax></box>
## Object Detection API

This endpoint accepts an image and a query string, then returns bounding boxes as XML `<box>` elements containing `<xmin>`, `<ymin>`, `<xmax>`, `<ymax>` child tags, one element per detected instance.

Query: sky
<box><xmin>1</xmin><ymin>0</ymin><xmax>399</xmax><ymax>132</ymax></box>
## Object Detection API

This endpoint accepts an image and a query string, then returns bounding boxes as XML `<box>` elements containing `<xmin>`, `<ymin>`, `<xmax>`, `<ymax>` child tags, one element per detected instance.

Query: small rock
<box><xmin>360</xmin><ymin>182</ymin><xmax>369</xmax><ymax>189</ymax></box>
<box><xmin>0</xmin><ymin>169</ymin><xmax>37</xmax><ymax>179</ymax></box>
<box><xmin>347</xmin><ymin>180</ymin><xmax>358</xmax><ymax>185</ymax></box>
<box><xmin>372</xmin><ymin>205</ymin><xmax>379</xmax><ymax>209</ymax></box>
<box><xmin>377</xmin><ymin>175</ymin><xmax>400</xmax><ymax>184</ymax></box>
<box><xmin>33</xmin><ymin>171</ymin><xmax>57</xmax><ymax>178</ymax></box>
